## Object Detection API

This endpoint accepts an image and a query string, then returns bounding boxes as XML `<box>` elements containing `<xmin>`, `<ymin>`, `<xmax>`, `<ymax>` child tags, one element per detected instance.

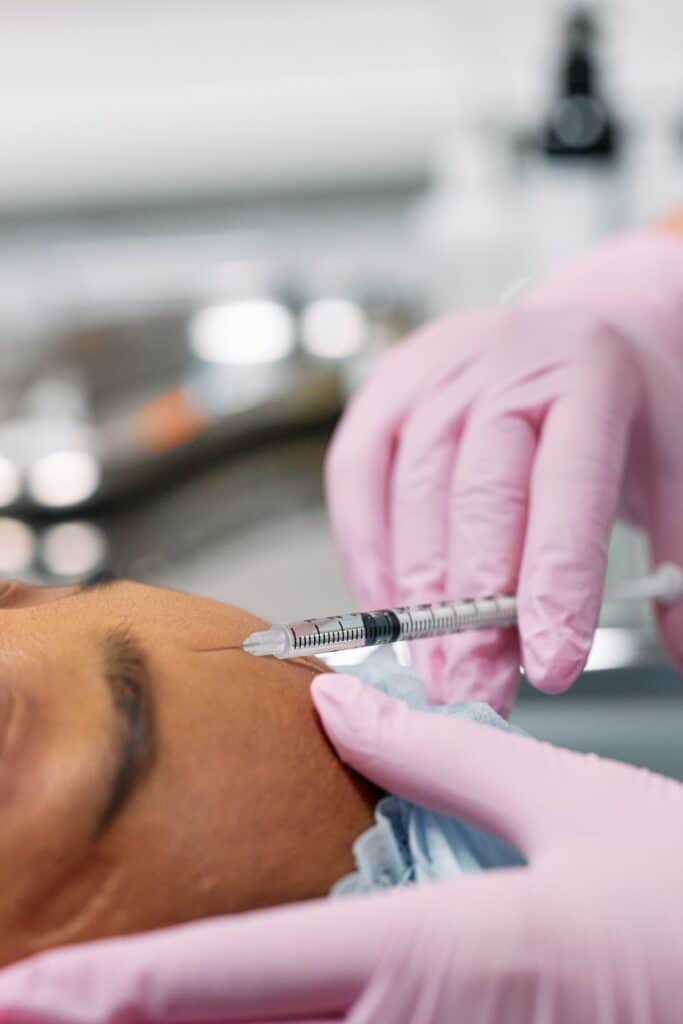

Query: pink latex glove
<box><xmin>325</xmin><ymin>228</ymin><xmax>683</xmax><ymax>714</ymax></box>
<box><xmin>2</xmin><ymin>673</ymin><xmax>683</xmax><ymax>1024</ymax></box>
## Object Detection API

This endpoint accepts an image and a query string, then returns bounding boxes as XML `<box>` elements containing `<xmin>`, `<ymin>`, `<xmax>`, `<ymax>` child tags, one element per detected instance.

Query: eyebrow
<box><xmin>96</xmin><ymin>628</ymin><xmax>157</xmax><ymax>834</ymax></box>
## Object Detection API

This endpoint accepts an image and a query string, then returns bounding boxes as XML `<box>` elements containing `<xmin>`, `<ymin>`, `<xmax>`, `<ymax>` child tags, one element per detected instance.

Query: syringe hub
<box><xmin>242</xmin><ymin>625</ymin><xmax>291</xmax><ymax>658</ymax></box>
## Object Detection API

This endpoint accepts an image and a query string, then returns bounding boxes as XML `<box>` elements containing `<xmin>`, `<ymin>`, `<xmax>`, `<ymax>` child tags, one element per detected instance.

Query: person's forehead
<box><xmin>69</xmin><ymin>580</ymin><xmax>265</xmax><ymax>645</ymax></box>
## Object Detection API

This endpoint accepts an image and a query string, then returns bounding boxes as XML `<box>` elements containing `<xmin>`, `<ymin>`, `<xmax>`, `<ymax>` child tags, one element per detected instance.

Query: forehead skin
<box><xmin>0</xmin><ymin>581</ymin><xmax>375</xmax><ymax>966</ymax></box>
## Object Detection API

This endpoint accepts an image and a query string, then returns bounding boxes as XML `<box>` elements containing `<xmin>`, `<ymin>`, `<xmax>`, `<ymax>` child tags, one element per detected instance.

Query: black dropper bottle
<box><xmin>543</xmin><ymin>6</ymin><xmax>620</xmax><ymax>160</ymax></box>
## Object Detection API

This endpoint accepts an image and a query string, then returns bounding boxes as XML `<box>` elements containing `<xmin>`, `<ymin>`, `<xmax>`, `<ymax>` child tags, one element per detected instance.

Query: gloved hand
<box><xmin>325</xmin><ymin>228</ymin><xmax>683</xmax><ymax>714</ymax></box>
<box><xmin>3</xmin><ymin>673</ymin><xmax>682</xmax><ymax>1024</ymax></box>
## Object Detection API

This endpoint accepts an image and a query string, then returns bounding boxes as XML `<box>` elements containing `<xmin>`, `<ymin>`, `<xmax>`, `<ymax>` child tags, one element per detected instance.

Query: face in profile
<box><xmin>0</xmin><ymin>579</ymin><xmax>377</xmax><ymax>967</ymax></box>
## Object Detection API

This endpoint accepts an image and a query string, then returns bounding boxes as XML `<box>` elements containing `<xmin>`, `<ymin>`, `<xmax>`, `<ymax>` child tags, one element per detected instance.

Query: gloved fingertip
<box><xmin>312</xmin><ymin>672</ymin><xmax>365</xmax><ymax>706</ymax></box>
<box><xmin>311</xmin><ymin>673</ymin><xmax>375</xmax><ymax>748</ymax></box>
<box><xmin>312</xmin><ymin>673</ymin><xmax>406</xmax><ymax>769</ymax></box>
<box><xmin>523</xmin><ymin>628</ymin><xmax>590</xmax><ymax>694</ymax></box>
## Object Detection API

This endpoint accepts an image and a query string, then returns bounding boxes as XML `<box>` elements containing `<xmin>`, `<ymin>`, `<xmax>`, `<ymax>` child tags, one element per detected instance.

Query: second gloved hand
<box><xmin>5</xmin><ymin>673</ymin><xmax>683</xmax><ymax>1024</ymax></box>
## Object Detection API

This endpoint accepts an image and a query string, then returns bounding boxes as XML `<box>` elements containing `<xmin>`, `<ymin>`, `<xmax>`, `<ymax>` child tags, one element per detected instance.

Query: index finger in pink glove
<box><xmin>389</xmin><ymin>312</ymin><xmax>595</xmax><ymax>709</ymax></box>
<box><xmin>388</xmin><ymin>336</ymin><xmax>532</xmax><ymax>708</ymax></box>
<box><xmin>324</xmin><ymin>310</ymin><xmax>501</xmax><ymax>612</ymax></box>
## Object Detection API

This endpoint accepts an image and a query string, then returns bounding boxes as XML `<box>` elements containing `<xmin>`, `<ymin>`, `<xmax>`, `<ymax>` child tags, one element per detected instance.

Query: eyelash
<box><xmin>110</xmin><ymin>672</ymin><xmax>144</xmax><ymax>728</ymax></box>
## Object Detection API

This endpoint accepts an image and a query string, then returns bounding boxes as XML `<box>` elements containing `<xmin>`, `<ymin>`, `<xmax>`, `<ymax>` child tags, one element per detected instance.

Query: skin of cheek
<box><xmin>19</xmin><ymin>653</ymin><xmax>377</xmax><ymax>952</ymax></box>
<box><xmin>83</xmin><ymin>656</ymin><xmax>345</xmax><ymax>932</ymax></box>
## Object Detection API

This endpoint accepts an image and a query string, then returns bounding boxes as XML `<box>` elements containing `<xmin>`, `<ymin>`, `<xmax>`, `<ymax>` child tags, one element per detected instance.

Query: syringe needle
<box><xmin>193</xmin><ymin>644</ymin><xmax>244</xmax><ymax>653</ymax></box>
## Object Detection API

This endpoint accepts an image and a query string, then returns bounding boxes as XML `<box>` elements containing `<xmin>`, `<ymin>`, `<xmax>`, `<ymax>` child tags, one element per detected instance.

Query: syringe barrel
<box><xmin>285</xmin><ymin>613</ymin><xmax>367</xmax><ymax>656</ymax></box>
<box><xmin>393</xmin><ymin>596</ymin><xmax>517</xmax><ymax>640</ymax></box>
<box><xmin>280</xmin><ymin>597</ymin><xmax>518</xmax><ymax>657</ymax></box>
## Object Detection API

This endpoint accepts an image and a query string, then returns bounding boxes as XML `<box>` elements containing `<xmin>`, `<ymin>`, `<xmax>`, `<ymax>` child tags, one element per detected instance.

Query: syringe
<box><xmin>241</xmin><ymin>563</ymin><xmax>683</xmax><ymax>660</ymax></box>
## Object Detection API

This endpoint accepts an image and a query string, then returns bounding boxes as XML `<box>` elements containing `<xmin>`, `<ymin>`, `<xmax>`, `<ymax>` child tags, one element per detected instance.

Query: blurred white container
<box><xmin>413</xmin><ymin>125</ymin><xmax>525</xmax><ymax>313</ymax></box>
<box><xmin>519</xmin><ymin>154</ymin><xmax>628</xmax><ymax>279</ymax></box>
